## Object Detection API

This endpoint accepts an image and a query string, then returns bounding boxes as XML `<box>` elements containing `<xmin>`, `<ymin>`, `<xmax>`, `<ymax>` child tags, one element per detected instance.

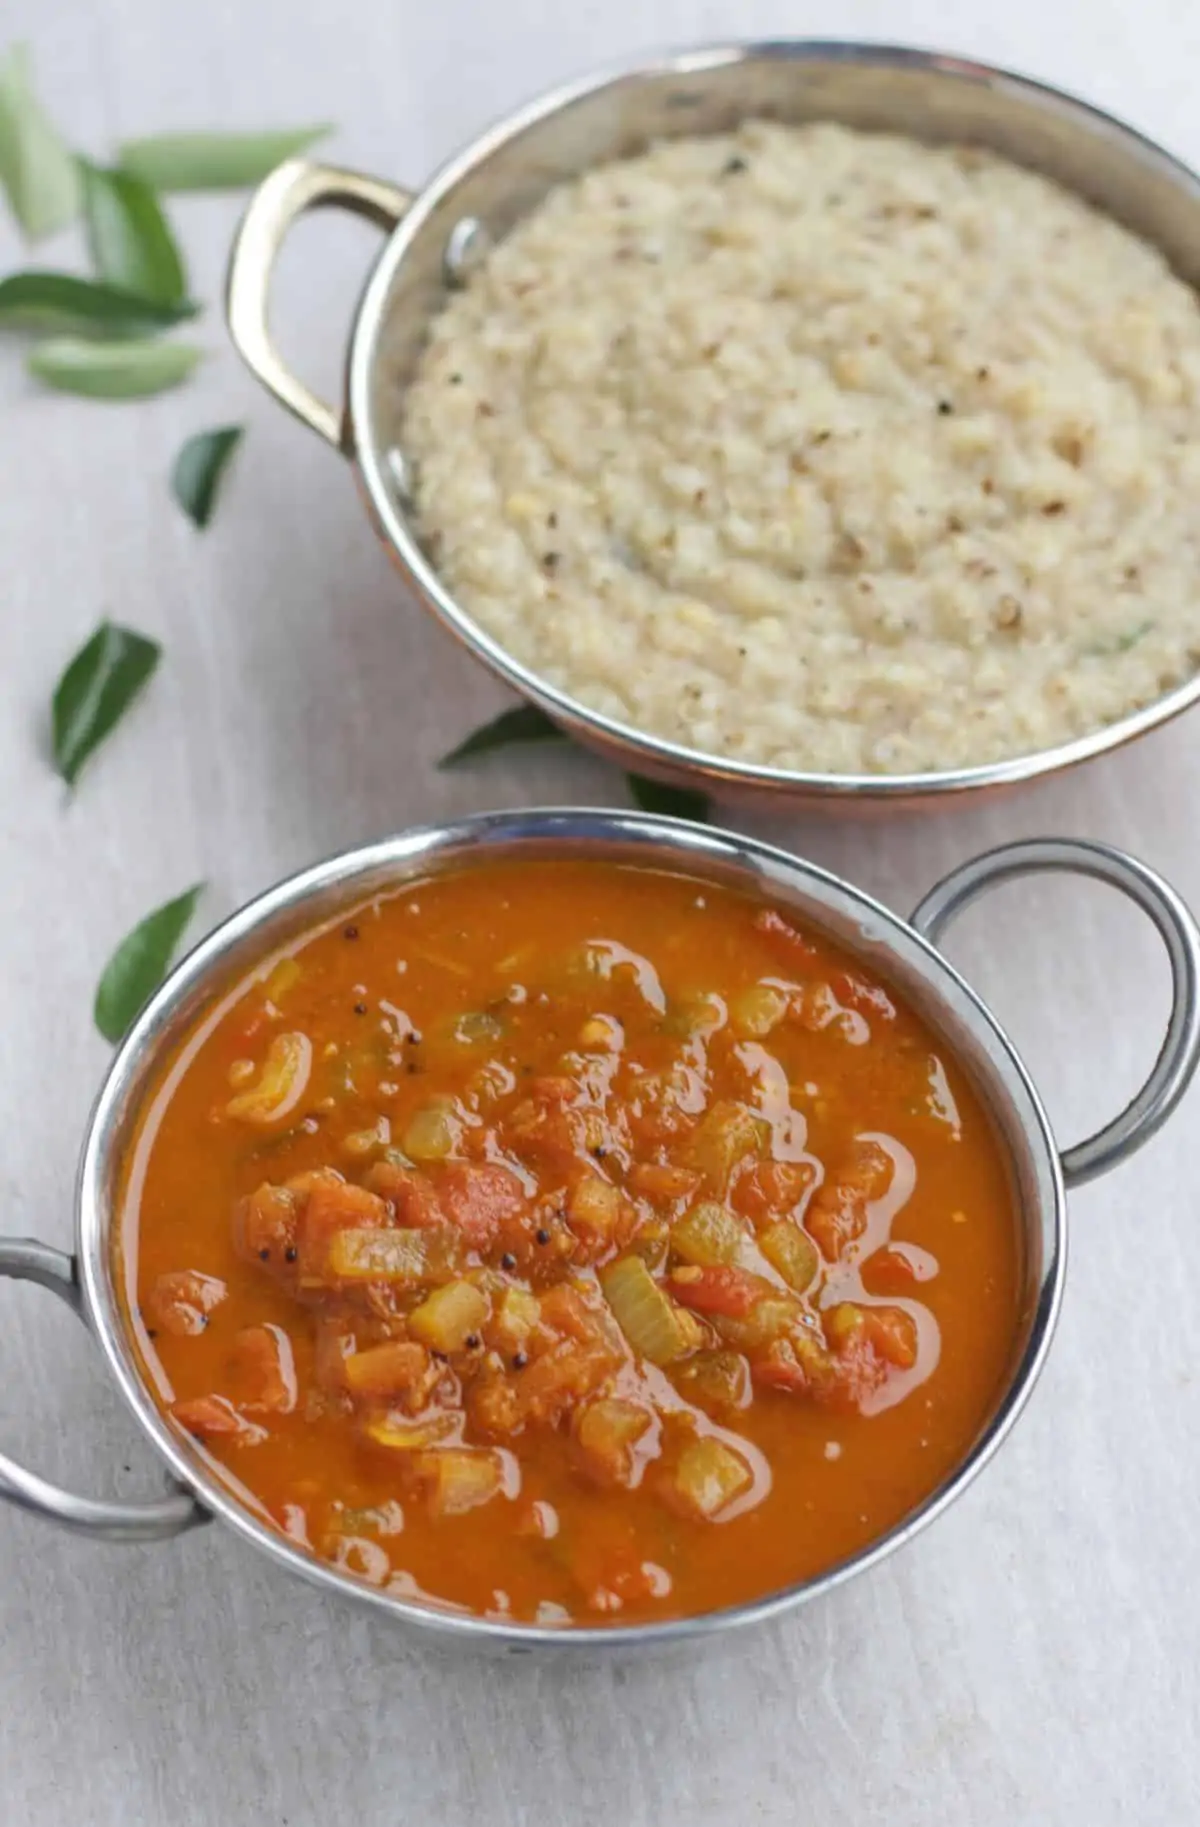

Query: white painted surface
<box><xmin>2</xmin><ymin>3</ymin><xmax>1198</xmax><ymax>1821</ymax></box>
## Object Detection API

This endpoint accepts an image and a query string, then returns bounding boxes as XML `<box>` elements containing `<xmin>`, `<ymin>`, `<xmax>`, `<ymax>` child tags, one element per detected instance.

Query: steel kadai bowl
<box><xmin>1</xmin><ymin>812</ymin><xmax>1199</xmax><ymax>1653</ymax></box>
<box><xmin>227</xmin><ymin>38</ymin><xmax>1200</xmax><ymax>813</ymax></box>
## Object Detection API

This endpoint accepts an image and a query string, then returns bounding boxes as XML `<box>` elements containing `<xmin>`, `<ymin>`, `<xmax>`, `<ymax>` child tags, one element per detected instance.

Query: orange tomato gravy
<box><xmin>117</xmin><ymin>861</ymin><xmax>1021</xmax><ymax>1625</ymax></box>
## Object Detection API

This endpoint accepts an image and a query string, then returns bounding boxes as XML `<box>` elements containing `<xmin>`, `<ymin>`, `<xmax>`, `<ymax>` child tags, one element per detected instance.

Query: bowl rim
<box><xmin>76</xmin><ymin>808</ymin><xmax>1066</xmax><ymax>1650</ymax></box>
<box><xmin>344</xmin><ymin>35</ymin><xmax>1200</xmax><ymax>802</ymax></box>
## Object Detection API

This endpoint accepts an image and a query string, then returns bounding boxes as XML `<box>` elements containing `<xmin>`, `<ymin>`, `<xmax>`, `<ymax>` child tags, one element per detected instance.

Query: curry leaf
<box><xmin>0</xmin><ymin>270</ymin><xmax>198</xmax><ymax>337</ymax></box>
<box><xmin>94</xmin><ymin>884</ymin><xmax>205</xmax><ymax>1044</ymax></box>
<box><xmin>438</xmin><ymin>704</ymin><xmax>567</xmax><ymax>767</ymax></box>
<box><xmin>0</xmin><ymin>43</ymin><xmax>80</xmax><ymax>240</ymax></box>
<box><xmin>80</xmin><ymin>159</ymin><xmax>187</xmax><ymax>304</ymax></box>
<box><xmin>627</xmin><ymin>774</ymin><xmax>713</xmax><ymax>822</ymax></box>
<box><xmin>52</xmin><ymin>621</ymin><xmax>161</xmax><ymax>786</ymax></box>
<box><xmin>117</xmin><ymin>124</ymin><xmax>333</xmax><ymax>192</ymax></box>
<box><xmin>171</xmin><ymin>424</ymin><xmax>244</xmax><ymax>528</ymax></box>
<box><xmin>28</xmin><ymin>335</ymin><xmax>204</xmax><ymax>398</ymax></box>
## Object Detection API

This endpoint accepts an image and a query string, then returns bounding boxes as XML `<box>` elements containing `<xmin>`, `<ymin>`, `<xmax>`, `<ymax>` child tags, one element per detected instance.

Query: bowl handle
<box><xmin>226</xmin><ymin>158</ymin><xmax>413</xmax><ymax>452</ymax></box>
<box><xmin>910</xmin><ymin>838</ymin><xmax>1200</xmax><ymax>1190</ymax></box>
<box><xmin>0</xmin><ymin>1237</ymin><xmax>207</xmax><ymax>1541</ymax></box>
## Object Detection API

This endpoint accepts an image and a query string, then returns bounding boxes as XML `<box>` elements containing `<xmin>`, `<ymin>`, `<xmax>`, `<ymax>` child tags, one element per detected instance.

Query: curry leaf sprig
<box><xmin>440</xmin><ymin>703</ymin><xmax>714</xmax><ymax>823</ymax></box>
<box><xmin>0</xmin><ymin>49</ymin><xmax>197</xmax><ymax>402</ymax></box>
<box><xmin>0</xmin><ymin>38</ymin><xmax>330</xmax><ymax>522</ymax></box>
<box><xmin>1</xmin><ymin>48</ymin><xmax>331</xmax><ymax>1039</ymax></box>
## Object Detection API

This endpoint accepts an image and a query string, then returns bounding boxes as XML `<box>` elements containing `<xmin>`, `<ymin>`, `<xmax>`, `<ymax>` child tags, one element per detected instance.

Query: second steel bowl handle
<box><xmin>226</xmin><ymin>159</ymin><xmax>413</xmax><ymax>452</ymax></box>
<box><xmin>910</xmin><ymin>838</ymin><xmax>1200</xmax><ymax>1190</ymax></box>
<box><xmin>0</xmin><ymin>1237</ymin><xmax>207</xmax><ymax>1541</ymax></box>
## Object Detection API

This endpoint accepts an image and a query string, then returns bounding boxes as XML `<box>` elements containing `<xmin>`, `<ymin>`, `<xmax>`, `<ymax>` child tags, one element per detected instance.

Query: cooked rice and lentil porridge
<box><xmin>401</xmin><ymin>121</ymin><xmax>1200</xmax><ymax>774</ymax></box>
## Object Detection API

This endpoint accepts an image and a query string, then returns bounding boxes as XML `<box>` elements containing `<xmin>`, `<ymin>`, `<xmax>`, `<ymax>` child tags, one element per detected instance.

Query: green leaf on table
<box><xmin>0</xmin><ymin>42</ymin><xmax>81</xmax><ymax>240</ymax></box>
<box><xmin>52</xmin><ymin>620</ymin><xmax>161</xmax><ymax>786</ymax></box>
<box><xmin>0</xmin><ymin>270</ymin><xmax>198</xmax><ymax>337</ymax></box>
<box><xmin>171</xmin><ymin>424</ymin><xmax>245</xmax><ymax>528</ymax></box>
<box><xmin>627</xmin><ymin>774</ymin><xmax>713</xmax><ymax>822</ymax></box>
<box><xmin>94</xmin><ymin>884</ymin><xmax>205</xmax><ymax>1044</ymax></box>
<box><xmin>438</xmin><ymin>704</ymin><xmax>568</xmax><ymax>768</ymax></box>
<box><xmin>117</xmin><ymin>124</ymin><xmax>333</xmax><ymax>192</ymax></box>
<box><xmin>28</xmin><ymin>335</ymin><xmax>203</xmax><ymax>398</ymax></box>
<box><xmin>80</xmin><ymin>159</ymin><xmax>187</xmax><ymax>304</ymax></box>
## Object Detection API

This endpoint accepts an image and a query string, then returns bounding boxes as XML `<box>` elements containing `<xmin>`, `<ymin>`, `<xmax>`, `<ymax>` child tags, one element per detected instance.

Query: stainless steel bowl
<box><xmin>228</xmin><ymin>39</ymin><xmax>1200</xmax><ymax>812</ymax></box>
<box><xmin>2</xmin><ymin>811</ymin><xmax>1198</xmax><ymax>1653</ymax></box>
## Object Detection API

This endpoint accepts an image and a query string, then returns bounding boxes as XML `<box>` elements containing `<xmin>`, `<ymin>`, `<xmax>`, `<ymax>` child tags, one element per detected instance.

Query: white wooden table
<box><xmin>3</xmin><ymin>2</ymin><xmax>1199</xmax><ymax>1821</ymax></box>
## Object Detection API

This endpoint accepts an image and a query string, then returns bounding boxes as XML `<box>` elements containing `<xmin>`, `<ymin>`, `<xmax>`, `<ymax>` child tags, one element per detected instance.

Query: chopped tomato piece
<box><xmin>751</xmin><ymin>1329</ymin><xmax>835</xmax><ymax>1397</ymax></box>
<box><xmin>234</xmin><ymin>1183</ymin><xmax>298</xmax><ymax>1267</ymax></box>
<box><xmin>471</xmin><ymin>1338</ymin><xmax>613</xmax><ymax>1438</ymax></box>
<box><xmin>172</xmin><ymin>1395</ymin><xmax>264</xmax><ymax>1444</ymax></box>
<box><xmin>751</xmin><ymin>1339</ymin><xmax>810</xmax><ymax>1392</ymax></box>
<box><xmin>753</xmin><ymin>907</ymin><xmax>817</xmax><ymax>964</ymax></box>
<box><xmin>504</xmin><ymin>1101</ymin><xmax>589</xmax><ymax>1177</ymax></box>
<box><xmin>666</xmin><ymin>1264</ymin><xmax>771</xmax><ymax>1320</ymax></box>
<box><xmin>517</xmin><ymin>1341</ymin><xmax>620</xmax><ymax>1426</ymax></box>
<box><xmin>626</xmin><ymin>1162</ymin><xmax>701</xmax><ymax>1207</ymax></box>
<box><xmin>363</xmin><ymin>1158</ymin><xmax>445</xmax><ymax>1228</ymax></box>
<box><xmin>791</xmin><ymin>981</ymin><xmax>844</xmax><ymax>1032</ymax></box>
<box><xmin>825</xmin><ymin>1302</ymin><xmax>918</xmax><ymax>1370</ymax></box>
<box><xmin>628</xmin><ymin>1087</ymin><xmax>700</xmax><ymax>1149</ymax></box>
<box><xmin>146</xmin><ymin>1269</ymin><xmax>226</xmax><ymax>1337</ymax></box>
<box><xmin>832</xmin><ymin>972</ymin><xmax>897</xmax><ymax>1023</ymax></box>
<box><xmin>436</xmin><ymin>1162</ymin><xmax>527</xmax><ymax>1248</ymax></box>
<box><xmin>227</xmin><ymin>1324</ymin><xmax>297</xmax><ymax>1413</ymax></box>
<box><xmin>468</xmin><ymin>1374</ymin><xmax>525</xmax><ymax>1438</ymax></box>
<box><xmin>502</xmin><ymin>1202</ymin><xmax>577</xmax><ymax>1282</ymax></box>
<box><xmin>732</xmin><ymin>1160</ymin><xmax>815</xmax><ymax>1225</ymax></box>
<box><xmin>806</xmin><ymin>1139</ymin><xmax>893</xmax><ymax>1262</ymax></box>
<box><xmin>862</xmin><ymin>1246</ymin><xmax>921</xmax><ymax>1295</ymax></box>
<box><xmin>819</xmin><ymin>1303</ymin><xmax>920</xmax><ymax>1410</ymax></box>
<box><xmin>536</xmin><ymin>1282</ymin><xmax>601</xmax><ymax>1344</ymax></box>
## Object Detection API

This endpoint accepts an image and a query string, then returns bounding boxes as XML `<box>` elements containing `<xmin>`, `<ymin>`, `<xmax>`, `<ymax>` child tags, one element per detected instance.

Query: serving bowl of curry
<box><xmin>2</xmin><ymin>811</ymin><xmax>1198</xmax><ymax>1651</ymax></box>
